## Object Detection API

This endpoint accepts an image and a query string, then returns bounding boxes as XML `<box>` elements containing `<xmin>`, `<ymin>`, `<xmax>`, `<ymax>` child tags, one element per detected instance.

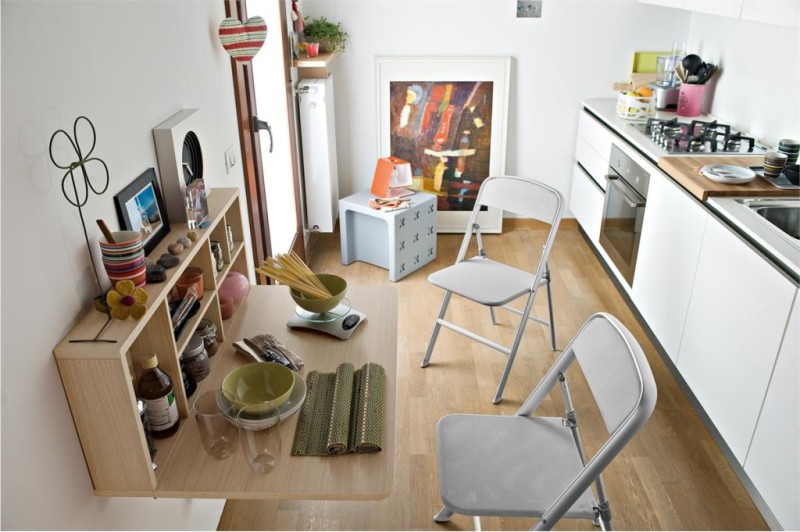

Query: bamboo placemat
<box><xmin>291</xmin><ymin>362</ymin><xmax>386</xmax><ymax>456</ymax></box>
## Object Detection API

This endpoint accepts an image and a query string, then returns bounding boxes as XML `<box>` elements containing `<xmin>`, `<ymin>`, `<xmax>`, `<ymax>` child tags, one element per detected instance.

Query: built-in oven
<box><xmin>599</xmin><ymin>145</ymin><xmax>651</xmax><ymax>285</ymax></box>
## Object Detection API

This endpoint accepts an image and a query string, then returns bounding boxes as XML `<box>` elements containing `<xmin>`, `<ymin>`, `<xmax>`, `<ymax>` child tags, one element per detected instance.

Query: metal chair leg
<box><xmin>545</xmin><ymin>264</ymin><xmax>556</xmax><ymax>351</ymax></box>
<box><xmin>433</xmin><ymin>505</ymin><xmax>454</xmax><ymax>523</ymax></box>
<box><xmin>492</xmin><ymin>297</ymin><xmax>536</xmax><ymax>403</ymax></box>
<box><xmin>489</xmin><ymin>306</ymin><xmax>496</xmax><ymax>325</ymax></box>
<box><xmin>421</xmin><ymin>291</ymin><xmax>453</xmax><ymax>368</ymax></box>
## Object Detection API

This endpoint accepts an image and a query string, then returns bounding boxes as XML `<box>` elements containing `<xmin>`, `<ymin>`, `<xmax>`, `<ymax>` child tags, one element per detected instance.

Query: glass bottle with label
<box><xmin>137</xmin><ymin>355</ymin><xmax>180</xmax><ymax>439</ymax></box>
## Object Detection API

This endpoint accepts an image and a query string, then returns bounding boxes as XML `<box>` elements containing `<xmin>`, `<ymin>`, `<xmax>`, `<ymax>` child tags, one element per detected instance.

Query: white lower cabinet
<box><xmin>676</xmin><ymin>214</ymin><xmax>796</xmax><ymax>464</ymax></box>
<box><xmin>632</xmin><ymin>170</ymin><xmax>709</xmax><ymax>359</ymax></box>
<box><xmin>744</xmin><ymin>290</ymin><xmax>799</xmax><ymax>530</ymax></box>
<box><xmin>569</xmin><ymin>164</ymin><xmax>604</xmax><ymax>243</ymax></box>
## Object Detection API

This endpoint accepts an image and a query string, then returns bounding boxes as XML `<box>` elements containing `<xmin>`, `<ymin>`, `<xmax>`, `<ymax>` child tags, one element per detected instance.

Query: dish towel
<box><xmin>291</xmin><ymin>362</ymin><xmax>385</xmax><ymax>456</ymax></box>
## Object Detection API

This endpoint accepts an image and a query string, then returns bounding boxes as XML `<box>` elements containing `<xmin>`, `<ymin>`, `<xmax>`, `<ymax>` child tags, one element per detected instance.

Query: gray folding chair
<box><xmin>433</xmin><ymin>312</ymin><xmax>657</xmax><ymax>531</ymax></box>
<box><xmin>421</xmin><ymin>175</ymin><xmax>564</xmax><ymax>403</ymax></box>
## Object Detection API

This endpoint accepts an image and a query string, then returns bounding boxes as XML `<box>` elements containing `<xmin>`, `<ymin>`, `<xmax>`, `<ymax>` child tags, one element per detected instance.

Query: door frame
<box><xmin>224</xmin><ymin>0</ymin><xmax>306</xmax><ymax>284</ymax></box>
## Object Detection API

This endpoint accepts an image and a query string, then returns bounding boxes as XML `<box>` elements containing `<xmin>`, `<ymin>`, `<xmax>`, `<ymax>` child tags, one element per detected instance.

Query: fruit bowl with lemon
<box><xmin>616</xmin><ymin>85</ymin><xmax>656</xmax><ymax>121</ymax></box>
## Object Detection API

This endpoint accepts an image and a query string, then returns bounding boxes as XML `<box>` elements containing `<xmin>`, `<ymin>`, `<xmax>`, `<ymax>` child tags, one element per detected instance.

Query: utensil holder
<box><xmin>677</xmin><ymin>83</ymin><xmax>705</xmax><ymax>117</ymax></box>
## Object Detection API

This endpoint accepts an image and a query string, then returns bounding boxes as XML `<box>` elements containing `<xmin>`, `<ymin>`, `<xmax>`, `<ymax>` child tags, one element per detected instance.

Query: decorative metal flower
<box><xmin>106</xmin><ymin>280</ymin><xmax>148</xmax><ymax>320</ymax></box>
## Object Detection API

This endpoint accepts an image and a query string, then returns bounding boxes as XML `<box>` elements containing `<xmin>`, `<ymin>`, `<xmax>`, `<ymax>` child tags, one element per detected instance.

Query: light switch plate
<box><xmin>224</xmin><ymin>145</ymin><xmax>236</xmax><ymax>174</ymax></box>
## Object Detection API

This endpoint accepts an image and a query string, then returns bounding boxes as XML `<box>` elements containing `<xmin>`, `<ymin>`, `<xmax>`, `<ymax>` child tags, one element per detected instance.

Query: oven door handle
<box><xmin>607</xmin><ymin>175</ymin><xmax>646</xmax><ymax>208</ymax></box>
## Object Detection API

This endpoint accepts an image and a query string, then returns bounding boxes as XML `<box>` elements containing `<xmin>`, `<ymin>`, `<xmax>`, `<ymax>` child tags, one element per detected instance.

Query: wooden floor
<box><xmin>218</xmin><ymin>225</ymin><xmax>769</xmax><ymax>531</ymax></box>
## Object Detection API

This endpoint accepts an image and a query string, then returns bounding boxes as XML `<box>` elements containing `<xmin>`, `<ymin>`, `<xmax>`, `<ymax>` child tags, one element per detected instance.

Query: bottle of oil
<box><xmin>137</xmin><ymin>354</ymin><xmax>180</xmax><ymax>439</ymax></box>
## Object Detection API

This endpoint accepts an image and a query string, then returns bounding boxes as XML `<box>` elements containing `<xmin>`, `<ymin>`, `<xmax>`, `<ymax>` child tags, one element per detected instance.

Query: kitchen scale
<box><xmin>286</xmin><ymin>298</ymin><xmax>367</xmax><ymax>340</ymax></box>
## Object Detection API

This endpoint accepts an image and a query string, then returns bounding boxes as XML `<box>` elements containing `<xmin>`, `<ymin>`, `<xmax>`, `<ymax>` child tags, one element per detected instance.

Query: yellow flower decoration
<box><xmin>106</xmin><ymin>280</ymin><xmax>148</xmax><ymax>320</ymax></box>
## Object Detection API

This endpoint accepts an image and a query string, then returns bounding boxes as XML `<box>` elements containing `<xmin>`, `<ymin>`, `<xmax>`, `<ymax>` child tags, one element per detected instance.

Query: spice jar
<box><xmin>181</xmin><ymin>333</ymin><xmax>210</xmax><ymax>382</ymax></box>
<box><xmin>195</xmin><ymin>319</ymin><xmax>219</xmax><ymax>357</ymax></box>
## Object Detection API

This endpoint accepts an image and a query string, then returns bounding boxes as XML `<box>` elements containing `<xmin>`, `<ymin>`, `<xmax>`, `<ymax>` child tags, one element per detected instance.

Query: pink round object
<box><xmin>219</xmin><ymin>296</ymin><xmax>235</xmax><ymax>320</ymax></box>
<box><xmin>219</xmin><ymin>272</ymin><xmax>250</xmax><ymax>303</ymax></box>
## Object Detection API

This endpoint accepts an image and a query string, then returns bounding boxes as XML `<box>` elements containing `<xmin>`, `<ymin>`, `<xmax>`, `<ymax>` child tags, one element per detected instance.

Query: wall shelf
<box><xmin>53</xmin><ymin>187</ymin><xmax>249</xmax><ymax>495</ymax></box>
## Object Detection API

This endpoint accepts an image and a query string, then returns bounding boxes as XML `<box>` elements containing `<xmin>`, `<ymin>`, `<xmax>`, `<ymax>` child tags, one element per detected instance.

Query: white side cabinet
<box><xmin>744</xmin><ymin>289</ymin><xmax>799</xmax><ymax>531</ymax></box>
<box><xmin>741</xmin><ymin>0</ymin><xmax>800</xmax><ymax>27</ymax></box>
<box><xmin>676</xmin><ymin>214</ymin><xmax>796</xmax><ymax>464</ymax></box>
<box><xmin>632</xmin><ymin>170</ymin><xmax>709</xmax><ymax>359</ymax></box>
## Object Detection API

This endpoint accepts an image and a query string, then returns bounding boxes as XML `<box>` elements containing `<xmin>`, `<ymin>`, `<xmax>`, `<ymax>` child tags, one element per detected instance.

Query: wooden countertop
<box><xmin>153</xmin><ymin>284</ymin><xmax>397</xmax><ymax>500</ymax></box>
<box><xmin>658</xmin><ymin>156</ymin><xmax>799</xmax><ymax>201</ymax></box>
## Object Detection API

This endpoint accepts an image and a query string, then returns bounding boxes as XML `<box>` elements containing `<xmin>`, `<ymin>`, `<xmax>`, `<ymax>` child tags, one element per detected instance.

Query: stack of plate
<box><xmin>100</xmin><ymin>231</ymin><xmax>146</xmax><ymax>287</ymax></box>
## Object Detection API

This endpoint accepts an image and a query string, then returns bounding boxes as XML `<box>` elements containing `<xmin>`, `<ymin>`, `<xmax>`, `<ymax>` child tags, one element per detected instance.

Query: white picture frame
<box><xmin>376</xmin><ymin>56</ymin><xmax>511</xmax><ymax>233</ymax></box>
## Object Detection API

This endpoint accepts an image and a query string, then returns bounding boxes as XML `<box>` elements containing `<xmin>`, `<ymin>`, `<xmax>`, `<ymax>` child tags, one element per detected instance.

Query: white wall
<box><xmin>1</xmin><ymin>1</ymin><xmax>245</xmax><ymax>529</ymax></box>
<box><xmin>686</xmin><ymin>12</ymin><xmax>800</xmax><ymax>148</ymax></box>
<box><xmin>300</xmin><ymin>0</ymin><xmax>691</xmax><ymax>199</ymax></box>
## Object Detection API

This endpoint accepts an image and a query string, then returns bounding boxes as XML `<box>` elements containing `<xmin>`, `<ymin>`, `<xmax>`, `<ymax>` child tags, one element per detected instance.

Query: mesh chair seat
<box><xmin>428</xmin><ymin>257</ymin><xmax>537</xmax><ymax>307</ymax></box>
<box><xmin>437</xmin><ymin>414</ymin><xmax>595</xmax><ymax>519</ymax></box>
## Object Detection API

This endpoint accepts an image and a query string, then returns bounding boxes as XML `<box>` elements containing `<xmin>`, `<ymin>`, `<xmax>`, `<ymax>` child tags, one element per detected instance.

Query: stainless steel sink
<box><xmin>737</xmin><ymin>199</ymin><xmax>800</xmax><ymax>240</ymax></box>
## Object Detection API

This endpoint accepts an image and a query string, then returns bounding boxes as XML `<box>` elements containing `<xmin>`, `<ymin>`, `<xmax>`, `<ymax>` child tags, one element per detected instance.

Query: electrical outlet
<box><xmin>224</xmin><ymin>145</ymin><xmax>236</xmax><ymax>174</ymax></box>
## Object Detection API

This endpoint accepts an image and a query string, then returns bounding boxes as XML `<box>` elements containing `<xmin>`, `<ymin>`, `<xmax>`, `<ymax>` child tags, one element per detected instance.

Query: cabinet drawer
<box><xmin>569</xmin><ymin>164</ymin><xmax>604</xmax><ymax>243</ymax></box>
<box><xmin>575</xmin><ymin>135</ymin><xmax>609</xmax><ymax>190</ymax></box>
<box><xmin>578</xmin><ymin>111</ymin><xmax>614</xmax><ymax>163</ymax></box>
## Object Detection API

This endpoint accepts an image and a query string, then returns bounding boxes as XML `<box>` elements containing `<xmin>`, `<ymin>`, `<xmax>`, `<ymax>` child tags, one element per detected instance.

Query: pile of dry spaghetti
<box><xmin>255</xmin><ymin>252</ymin><xmax>332</xmax><ymax>299</ymax></box>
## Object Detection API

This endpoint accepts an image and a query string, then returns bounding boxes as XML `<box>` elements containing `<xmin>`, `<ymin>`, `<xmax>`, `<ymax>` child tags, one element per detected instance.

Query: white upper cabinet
<box><xmin>676</xmin><ymin>214</ymin><xmax>796</xmax><ymax>464</ymax></box>
<box><xmin>640</xmin><ymin>0</ymin><xmax>799</xmax><ymax>26</ymax></box>
<box><xmin>632</xmin><ymin>170</ymin><xmax>709</xmax><ymax>360</ymax></box>
<box><xmin>744</xmin><ymin>289</ymin><xmax>799</xmax><ymax>531</ymax></box>
<box><xmin>639</xmin><ymin>0</ymin><xmax>687</xmax><ymax>7</ymax></box>
<box><xmin>683</xmin><ymin>0</ymin><xmax>743</xmax><ymax>18</ymax></box>
<box><xmin>741</xmin><ymin>0</ymin><xmax>800</xmax><ymax>28</ymax></box>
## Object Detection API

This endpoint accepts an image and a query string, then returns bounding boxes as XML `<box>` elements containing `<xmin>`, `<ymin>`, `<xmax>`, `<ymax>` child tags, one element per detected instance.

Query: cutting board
<box><xmin>658</xmin><ymin>156</ymin><xmax>800</xmax><ymax>201</ymax></box>
<box><xmin>630</xmin><ymin>51</ymin><xmax>671</xmax><ymax>73</ymax></box>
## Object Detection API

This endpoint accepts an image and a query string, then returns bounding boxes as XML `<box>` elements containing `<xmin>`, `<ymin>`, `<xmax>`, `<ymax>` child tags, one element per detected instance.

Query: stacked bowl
<box><xmin>778</xmin><ymin>139</ymin><xmax>799</xmax><ymax>166</ymax></box>
<box><xmin>100</xmin><ymin>230</ymin><xmax>146</xmax><ymax>288</ymax></box>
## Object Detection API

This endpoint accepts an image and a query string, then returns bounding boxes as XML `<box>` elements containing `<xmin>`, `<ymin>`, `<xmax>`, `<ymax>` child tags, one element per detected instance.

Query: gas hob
<box><xmin>630</xmin><ymin>118</ymin><xmax>768</xmax><ymax>156</ymax></box>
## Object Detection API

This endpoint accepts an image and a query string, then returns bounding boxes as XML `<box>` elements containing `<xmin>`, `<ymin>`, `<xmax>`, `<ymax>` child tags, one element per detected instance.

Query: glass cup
<box><xmin>193</xmin><ymin>390</ymin><xmax>238</xmax><ymax>460</ymax></box>
<box><xmin>237</xmin><ymin>404</ymin><xmax>282</xmax><ymax>473</ymax></box>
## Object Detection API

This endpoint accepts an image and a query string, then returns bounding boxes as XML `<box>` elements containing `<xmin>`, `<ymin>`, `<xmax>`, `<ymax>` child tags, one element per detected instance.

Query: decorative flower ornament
<box><xmin>106</xmin><ymin>280</ymin><xmax>148</xmax><ymax>320</ymax></box>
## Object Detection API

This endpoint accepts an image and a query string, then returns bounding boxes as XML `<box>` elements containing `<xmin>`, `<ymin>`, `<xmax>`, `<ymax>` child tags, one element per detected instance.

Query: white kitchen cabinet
<box><xmin>741</xmin><ymin>0</ymin><xmax>800</xmax><ymax>27</ymax></box>
<box><xmin>569</xmin><ymin>164</ymin><xmax>605</xmax><ymax>243</ymax></box>
<box><xmin>632</xmin><ymin>170</ymin><xmax>709</xmax><ymax>360</ymax></box>
<box><xmin>638</xmin><ymin>0</ymin><xmax>686</xmax><ymax>8</ymax></box>
<box><xmin>744</xmin><ymin>289</ymin><xmax>799</xmax><ymax>531</ymax></box>
<box><xmin>676</xmin><ymin>214</ymin><xmax>796</xmax><ymax>464</ymax></box>
<box><xmin>683</xmin><ymin>0</ymin><xmax>743</xmax><ymax>18</ymax></box>
<box><xmin>577</xmin><ymin>111</ymin><xmax>614</xmax><ymax>169</ymax></box>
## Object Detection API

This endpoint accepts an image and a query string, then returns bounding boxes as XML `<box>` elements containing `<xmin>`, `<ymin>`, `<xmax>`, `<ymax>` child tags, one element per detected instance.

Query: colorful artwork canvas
<box><xmin>389</xmin><ymin>81</ymin><xmax>494</xmax><ymax>212</ymax></box>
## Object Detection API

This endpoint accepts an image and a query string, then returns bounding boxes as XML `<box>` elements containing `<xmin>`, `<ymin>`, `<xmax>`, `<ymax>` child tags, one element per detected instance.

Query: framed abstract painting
<box><xmin>376</xmin><ymin>56</ymin><xmax>511</xmax><ymax>232</ymax></box>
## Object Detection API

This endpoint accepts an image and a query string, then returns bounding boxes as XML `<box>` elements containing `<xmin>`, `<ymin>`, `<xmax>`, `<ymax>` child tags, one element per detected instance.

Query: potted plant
<box><xmin>303</xmin><ymin>16</ymin><xmax>348</xmax><ymax>54</ymax></box>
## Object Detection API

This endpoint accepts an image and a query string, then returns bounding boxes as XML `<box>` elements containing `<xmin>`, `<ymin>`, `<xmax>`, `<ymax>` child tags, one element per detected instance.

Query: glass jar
<box><xmin>195</xmin><ymin>319</ymin><xmax>219</xmax><ymax>357</ymax></box>
<box><xmin>226</xmin><ymin>224</ymin><xmax>234</xmax><ymax>251</ymax></box>
<box><xmin>181</xmin><ymin>333</ymin><xmax>210</xmax><ymax>382</ymax></box>
<box><xmin>210</xmin><ymin>240</ymin><xmax>224</xmax><ymax>273</ymax></box>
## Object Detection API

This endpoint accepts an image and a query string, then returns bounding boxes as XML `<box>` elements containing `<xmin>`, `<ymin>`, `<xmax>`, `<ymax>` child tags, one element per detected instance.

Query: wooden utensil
<box><xmin>96</xmin><ymin>219</ymin><xmax>115</xmax><ymax>243</ymax></box>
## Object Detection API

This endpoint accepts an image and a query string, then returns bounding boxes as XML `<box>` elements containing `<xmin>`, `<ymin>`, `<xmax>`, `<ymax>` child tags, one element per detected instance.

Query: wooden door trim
<box><xmin>225</xmin><ymin>0</ymin><xmax>271</xmax><ymax>283</ymax></box>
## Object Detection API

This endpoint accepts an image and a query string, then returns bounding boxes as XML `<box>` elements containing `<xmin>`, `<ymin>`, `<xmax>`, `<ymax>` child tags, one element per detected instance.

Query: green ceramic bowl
<box><xmin>222</xmin><ymin>362</ymin><xmax>295</xmax><ymax>414</ymax></box>
<box><xmin>290</xmin><ymin>273</ymin><xmax>347</xmax><ymax>314</ymax></box>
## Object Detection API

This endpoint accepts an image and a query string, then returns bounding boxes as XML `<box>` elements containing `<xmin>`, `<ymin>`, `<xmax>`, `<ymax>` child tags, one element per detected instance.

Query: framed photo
<box><xmin>114</xmin><ymin>167</ymin><xmax>170</xmax><ymax>255</ymax></box>
<box><xmin>184</xmin><ymin>179</ymin><xmax>208</xmax><ymax>230</ymax></box>
<box><xmin>376</xmin><ymin>56</ymin><xmax>511</xmax><ymax>233</ymax></box>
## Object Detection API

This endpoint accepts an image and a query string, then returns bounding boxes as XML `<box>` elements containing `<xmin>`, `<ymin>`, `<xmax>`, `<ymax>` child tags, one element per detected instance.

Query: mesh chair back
<box><xmin>571</xmin><ymin>314</ymin><xmax>657</xmax><ymax>435</ymax></box>
<box><xmin>477</xmin><ymin>175</ymin><xmax>562</xmax><ymax>224</ymax></box>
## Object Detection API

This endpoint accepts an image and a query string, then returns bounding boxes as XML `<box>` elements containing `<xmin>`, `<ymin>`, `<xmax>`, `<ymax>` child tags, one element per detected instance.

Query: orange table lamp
<box><xmin>371</xmin><ymin>156</ymin><xmax>414</xmax><ymax>199</ymax></box>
